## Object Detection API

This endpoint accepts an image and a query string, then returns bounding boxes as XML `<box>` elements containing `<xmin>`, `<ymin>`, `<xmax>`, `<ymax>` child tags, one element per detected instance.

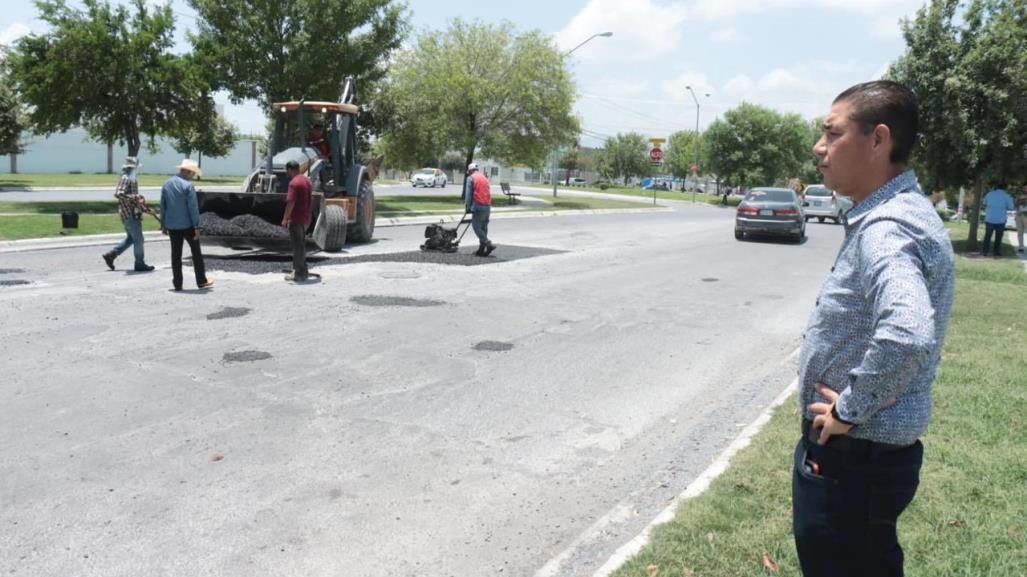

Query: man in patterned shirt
<box><xmin>102</xmin><ymin>157</ymin><xmax>155</xmax><ymax>272</ymax></box>
<box><xmin>794</xmin><ymin>81</ymin><xmax>955</xmax><ymax>577</ymax></box>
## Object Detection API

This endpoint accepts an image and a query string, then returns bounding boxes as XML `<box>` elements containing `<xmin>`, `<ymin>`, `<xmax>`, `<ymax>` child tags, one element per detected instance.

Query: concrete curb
<box><xmin>0</xmin><ymin>206</ymin><xmax>671</xmax><ymax>254</ymax></box>
<box><xmin>535</xmin><ymin>348</ymin><xmax>802</xmax><ymax>577</ymax></box>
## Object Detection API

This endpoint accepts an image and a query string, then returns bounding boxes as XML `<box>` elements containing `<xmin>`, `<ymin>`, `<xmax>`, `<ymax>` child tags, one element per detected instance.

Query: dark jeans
<box><xmin>793</xmin><ymin>433</ymin><xmax>923</xmax><ymax>577</ymax></box>
<box><xmin>471</xmin><ymin>206</ymin><xmax>491</xmax><ymax>245</ymax></box>
<box><xmin>289</xmin><ymin>222</ymin><xmax>308</xmax><ymax>279</ymax></box>
<box><xmin>168</xmin><ymin>228</ymin><xmax>208</xmax><ymax>289</ymax></box>
<box><xmin>982</xmin><ymin>222</ymin><xmax>1005</xmax><ymax>256</ymax></box>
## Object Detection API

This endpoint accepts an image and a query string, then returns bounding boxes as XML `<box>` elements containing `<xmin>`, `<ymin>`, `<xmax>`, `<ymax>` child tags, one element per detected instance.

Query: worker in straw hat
<box><xmin>160</xmin><ymin>159</ymin><xmax>213</xmax><ymax>291</ymax></box>
<box><xmin>102</xmin><ymin>156</ymin><xmax>156</xmax><ymax>272</ymax></box>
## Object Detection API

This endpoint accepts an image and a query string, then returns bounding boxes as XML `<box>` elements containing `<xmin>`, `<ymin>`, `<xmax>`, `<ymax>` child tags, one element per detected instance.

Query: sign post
<box><xmin>649</xmin><ymin>138</ymin><xmax>666</xmax><ymax>205</ymax></box>
<box><xmin>691</xmin><ymin>163</ymin><xmax>699</xmax><ymax>203</ymax></box>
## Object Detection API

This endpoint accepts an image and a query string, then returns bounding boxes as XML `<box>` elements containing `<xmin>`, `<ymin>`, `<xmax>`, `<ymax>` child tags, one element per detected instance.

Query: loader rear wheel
<box><xmin>323</xmin><ymin>204</ymin><xmax>347</xmax><ymax>252</ymax></box>
<box><xmin>347</xmin><ymin>179</ymin><xmax>375</xmax><ymax>243</ymax></box>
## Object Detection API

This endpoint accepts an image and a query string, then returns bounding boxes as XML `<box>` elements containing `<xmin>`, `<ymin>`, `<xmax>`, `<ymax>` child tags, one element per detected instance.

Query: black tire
<box><xmin>804</xmin><ymin>216</ymin><xmax>810</xmax><ymax>222</ymax></box>
<box><xmin>817</xmin><ymin>216</ymin><xmax>825</xmax><ymax>223</ymax></box>
<box><xmin>323</xmin><ymin>204</ymin><xmax>347</xmax><ymax>252</ymax></box>
<box><xmin>734</xmin><ymin>229</ymin><xmax>744</xmax><ymax>240</ymax></box>
<box><xmin>347</xmin><ymin>179</ymin><xmax>375</xmax><ymax>243</ymax></box>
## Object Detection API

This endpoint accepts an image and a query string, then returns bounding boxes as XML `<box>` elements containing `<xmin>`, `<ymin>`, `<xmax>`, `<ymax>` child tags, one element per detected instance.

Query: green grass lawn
<box><xmin>0</xmin><ymin>173</ymin><xmax>239</xmax><ymax>188</ymax></box>
<box><xmin>375</xmin><ymin>194</ymin><xmax>649</xmax><ymax>216</ymax></box>
<box><xmin>611</xmin><ymin>255</ymin><xmax>1026</xmax><ymax>577</ymax></box>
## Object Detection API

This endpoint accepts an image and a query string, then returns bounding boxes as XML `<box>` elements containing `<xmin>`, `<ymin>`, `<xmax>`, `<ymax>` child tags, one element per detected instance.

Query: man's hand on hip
<box><xmin>808</xmin><ymin>383</ymin><xmax>854</xmax><ymax>446</ymax></box>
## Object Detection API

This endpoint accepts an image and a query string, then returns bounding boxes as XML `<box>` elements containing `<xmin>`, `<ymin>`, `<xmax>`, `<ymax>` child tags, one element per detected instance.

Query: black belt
<box><xmin>802</xmin><ymin>420</ymin><xmax>911</xmax><ymax>454</ymax></box>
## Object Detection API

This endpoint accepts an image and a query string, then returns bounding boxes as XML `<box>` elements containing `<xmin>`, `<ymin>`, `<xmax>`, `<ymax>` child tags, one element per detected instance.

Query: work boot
<box><xmin>483</xmin><ymin>242</ymin><xmax>496</xmax><ymax>257</ymax></box>
<box><xmin>102</xmin><ymin>252</ymin><xmax>116</xmax><ymax>270</ymax></box>
<box><xmin>474</xmin><ymin>243</ymin><xmax>486</xmax><ymax>257</ymax></box>
<box><xmin>134</xmin><ymin>264</ymin><xmax>155</xmax><ymax>272</ymax></box>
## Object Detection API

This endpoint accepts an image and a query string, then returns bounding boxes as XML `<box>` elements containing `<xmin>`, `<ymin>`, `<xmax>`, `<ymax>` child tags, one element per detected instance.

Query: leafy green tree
<box><xmin>559</xmin><ymin>147</ymin><xmax>579</xmax><ymax>184</ymax></box>
<box><xmin>889</xmin><ymin>0</ymin><xmax>1027</xmax><ymax>251</ymax></box>
<box><xmin>597</xmin><ymin>132</ymin><xmax>651</xmax><ymax>185</ymax></box>
<box><xmin>665</xmin><ymin>130</ymin><xmax>710</xmax><ymax>182</ymax></box>
<box><xmin>798</xmin><ymin>117</ymin><xmax>824</xmax><ymax>185</ymax></box>
<box><xmin>377</xmin><ymin>19</ymin><xmax>579</xmax><ymax>171</ymax></box>
<box><xmin>0</xmin><ymin>73</ymin><xmax>25</xmax><ymax>156</ymax></box>
<box><xmin>8</xmin><ymin>0</ymin><xmax>215</xmax><ymax>158</ymax></box>
<box><xmin>172</xmin><ymin>112</ymin><xmax>238</xmax><ymax>170</ymax></box>
<box><xmin>705</xmin><ymin>102</ymin><xmax>809</xmax><ymax>188</ymax></box>
<box><xmin>189</xmin><ymin>0</ymin><xmax>407</xmax><ymax>115</ymax></box>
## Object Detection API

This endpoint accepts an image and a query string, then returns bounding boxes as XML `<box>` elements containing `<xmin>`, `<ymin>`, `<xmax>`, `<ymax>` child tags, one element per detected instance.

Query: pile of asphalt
<box><xmin>201</xmin><ymin>213</ymin><xmax>289</xmax><ymax>239</ymax></box>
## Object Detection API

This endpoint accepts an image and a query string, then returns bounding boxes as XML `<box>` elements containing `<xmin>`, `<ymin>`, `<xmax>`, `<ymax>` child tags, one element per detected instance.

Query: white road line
<box><xmin>535</xmin><ymin>347</ymin><xmax>802</xmax><ymax>577</ymax></box>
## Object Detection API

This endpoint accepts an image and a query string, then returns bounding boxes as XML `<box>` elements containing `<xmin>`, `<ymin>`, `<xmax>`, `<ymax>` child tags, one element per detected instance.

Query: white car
<box><xmin>411</xmin><ymin>168</ymin><xmax>447</xmax><ymax>188</ymax></box>
<box><xmin>802</xmin><ymin>184</ymin><xmax>853</xmax><ymax>224</ymax></box>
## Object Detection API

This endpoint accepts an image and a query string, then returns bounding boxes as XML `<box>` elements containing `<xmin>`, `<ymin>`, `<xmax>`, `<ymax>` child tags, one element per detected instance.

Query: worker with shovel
<box><xmin>102</xmin><ymin>157</ymin><xmax>156</xmax><ymax>272</ymax></box>
<box><xmin>464</xmin><ymin>163</ymin><xmax>496</xmax><ymax>257</ymax></box>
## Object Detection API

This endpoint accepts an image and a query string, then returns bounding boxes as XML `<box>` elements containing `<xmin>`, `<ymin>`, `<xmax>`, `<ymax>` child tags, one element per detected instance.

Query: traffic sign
<box><xmin>650</xmin><ymin>147</ymin><xmax>664</xmax><ymax>165</ymax></box>
<box><xmin>691</xmin><ymin>163</ymin><xmax>699</xmax><ymax>174</ymax></box>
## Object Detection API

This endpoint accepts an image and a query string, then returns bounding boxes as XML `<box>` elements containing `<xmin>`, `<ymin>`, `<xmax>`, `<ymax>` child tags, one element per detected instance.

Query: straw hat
<box><xmin>122</xmin><ymin>157</ymin><xmax>141</xmax><ymax>170</ymax></box>
<box><xmin>176</xmin><ymin>159</ymin><xmax>203</xmax><ymax>178</ymax></box>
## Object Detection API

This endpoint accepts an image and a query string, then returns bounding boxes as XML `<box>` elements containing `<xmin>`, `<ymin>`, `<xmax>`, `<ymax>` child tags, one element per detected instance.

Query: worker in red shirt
<box><xmin>464</xmin><ymin>162</ymin><xmax>496</xmax><ymax>256</ymax></box>
<box><xmin>281</xmin><ymin>160</ymin><xmax>318</xmax><ymax>282</ymax></box>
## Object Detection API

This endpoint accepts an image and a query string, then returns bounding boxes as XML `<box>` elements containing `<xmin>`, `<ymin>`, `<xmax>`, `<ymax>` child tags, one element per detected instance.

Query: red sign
<box><xmin>650</xmin><ymin>147</ymin><xmax>664</xmax><ymax>164</ymax></box>
<box><xmin>691</xmin><ymin>163</ymin><xmax>699</xmax><ymax>174</ymax></box>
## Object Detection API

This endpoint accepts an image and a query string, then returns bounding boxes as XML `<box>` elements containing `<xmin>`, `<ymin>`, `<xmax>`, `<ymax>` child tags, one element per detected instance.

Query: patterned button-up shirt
<box><xmin>114</xmin><ymin>175</ymin><xmax>143</xmax><ymax>221</ymax></box>
<box><xmin>799</xmin><ymin>170</ymin><xmax>955</xmax><ymax>446</ymax></box>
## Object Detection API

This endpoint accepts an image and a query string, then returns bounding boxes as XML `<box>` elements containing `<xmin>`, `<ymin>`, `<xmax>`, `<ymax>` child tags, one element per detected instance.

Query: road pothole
<box><xmin>350</xmin><ymin>295</ymin><xmax>445</xmax><ymax>308</ymax></box>
<box><xmin>473</xmin><ymin>340</ymin><xmax>514</xmax><ymax>352</ymax></box>
<box><xmin>0</xmin><ymin>280</ymin><xmax>31</xmax><ymax>287</ymax></box>
<box><xmin>0</xmin><ymin>268</ymin><xmax>26</xmax><ymax>274</ymax></box>
<box><xmin>207</xmin><ymin>307</ymin><xmax>252</xmax><ymax>320</ymax></box>
<box><xmin>223</xmin><ymin>350</ymin><xmax>273</xmax><ymax>363</ymax></box>
<box><xmin>701</xmin><ymin>277</ymin><xmax>719</xmax><ymax>282</ymax></box>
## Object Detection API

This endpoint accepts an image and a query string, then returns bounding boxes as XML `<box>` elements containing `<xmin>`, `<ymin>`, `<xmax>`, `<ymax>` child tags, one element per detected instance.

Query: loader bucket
<box><xmin>197</xmin><ymin>190</ymin><xmax>325</xmax><ymax>249</ymax></box>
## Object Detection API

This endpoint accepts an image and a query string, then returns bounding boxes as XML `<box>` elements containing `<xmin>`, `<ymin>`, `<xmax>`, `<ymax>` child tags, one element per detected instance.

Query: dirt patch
<box><xmin>473</xmin><ymin>340</ymin><xmax>515</xmax><ymax>352</ymax></box>
<box><xmin>207</xmin><ymin>307</ymin><xmax>252</xmax><ymax>320</ymax></box>
<box><xmin>350</xmin><ymin>295</ymin><xmax>445</xmax><ymax>308</ymax></box>
<box><xmin>223</xmin><ymin>350</ymin><xmax>273</xmax><ymax>363</ymax></box>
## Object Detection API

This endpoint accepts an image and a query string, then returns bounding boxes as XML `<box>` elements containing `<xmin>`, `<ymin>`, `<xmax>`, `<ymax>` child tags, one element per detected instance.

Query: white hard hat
<box><xmin>467</xmin><ymin>162</ymin><xmax>479</xmax><ymax>172</ymax></box>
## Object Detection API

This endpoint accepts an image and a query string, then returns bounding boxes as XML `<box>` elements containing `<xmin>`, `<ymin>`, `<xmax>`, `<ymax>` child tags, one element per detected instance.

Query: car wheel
<box><xmin>804</xmin><ymin>216</ymin><xmax>810</xmax><ymax>222</ymax></box>
<box><xmin>734</xmin><ymin>229</ymin><xmax>744</xmax><ymax>240</ymax></box>
<box><xmin>441</xmin><ymin>180</ymin><xmax>446</xmax><ymax>188</ymax></box>
<box><xmin>817</xmin><ymin>216</ymin><xmax>825</xmax><ymax>223</ymax></box>
<box><xmin>835</xmin><ymin>212</ymin><xmax>842</xmax><ymax>224</ymax></box>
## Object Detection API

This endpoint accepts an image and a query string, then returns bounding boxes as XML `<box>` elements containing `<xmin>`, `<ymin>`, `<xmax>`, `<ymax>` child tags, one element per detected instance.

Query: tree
<box><xmin>889</xmin><ymin>0</ymin><xmax>1027</xmax><ymax>251</ymax></box>
<box><xmin>705</xmin><ymin>102</ymin><xmax>809</xmax><ymax>188</ymax></box>
<box><xmin>172</xmin><ymin>112</ymin><xmax>238</xmax><ymax>171</ymax></box>
<box><xmin>189</xmin><ymin>0</ymin><xmax>407</xmax><ymax>116</ymax></box>
<box><xmin>665</xmin><ymin>130</ymin><xmax>710</xmax><ymax>182</ymax></box>
<box><xmin>797</xmin><ymin>117</ymin><xmax>824</xmax><ymax>185</ymax></box>
<box><xmin>8</xmin><ymin>0</ymin><xmax>215</xmax><ymax>158</ymax></box>
<box><xmin>376</xmin><ymin>19</ymin><xmax>580</xmax><ymax>171</ymax></box>
<box><xmin>597</xmin><ymin>132</ymin><xmax>651</xmax><ymax>185</ymax></box>
<box><xmin>559</xmin><ymin>147</ymin><xmax>579</xmax><ymax>184</ymax></box>
<box><xmin>0</xmin><ymin>71</ymin><xmax>25</xmax><ymax>156</ymax></box>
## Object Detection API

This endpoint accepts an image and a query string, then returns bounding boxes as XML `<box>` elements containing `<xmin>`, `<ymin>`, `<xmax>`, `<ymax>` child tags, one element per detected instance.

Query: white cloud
<box><xmin>719</xmin><ymin>65</ymin><xmax>847</xmax><ymax>119</ymax></box>
<box><xmin>724</xmin><ymin>74</ymin><xmax>755</xmax><ymax>97</ymax></box>
<box><xmin>688</xmin><ymin>0</ymin><xmax>923</xmax><ymax>20</ymax></box>
<box><xmin>557</xmin><ymin>0</ymin><xmax>690</xmax><ymax>62</ymax></box>
<box><xmin>870</xmin><ymin>15</ymin><xmax>904</xmax><ymax>40</ymax></box>
<box><xmin>0</xmin><ymin>22</ymin><xmax>30</xmax><ymax>46</ymax></box>
<box><xmin>710</xmin><ymin>27</ymin><xmax>741</xmax><ymax>44</ymax></box>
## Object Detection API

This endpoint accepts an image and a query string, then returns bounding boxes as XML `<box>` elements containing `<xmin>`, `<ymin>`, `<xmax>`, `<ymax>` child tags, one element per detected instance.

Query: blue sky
<box><xmin>2</xmin><ymin>0</ymin><xmax>926</xmax><ymax>148</ymax></box>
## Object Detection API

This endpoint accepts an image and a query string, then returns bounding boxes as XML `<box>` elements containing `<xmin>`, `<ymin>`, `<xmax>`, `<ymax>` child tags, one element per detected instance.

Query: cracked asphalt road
<box><xmin>0</xmin><ymin>205</ymin><xmax>845</xmax><ymax>577</ymax></box>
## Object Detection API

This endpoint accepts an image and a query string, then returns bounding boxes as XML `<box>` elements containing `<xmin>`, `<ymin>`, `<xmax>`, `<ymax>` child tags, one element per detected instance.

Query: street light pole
<box><xmin>685</xmin><ymin>85</ymin><xmax>708</xmax><ymax>204</ymax></box>
<box><xmin>553</xmin><ymin>31</ymin><xmax>613</xmax><ymax>198</ymax></box>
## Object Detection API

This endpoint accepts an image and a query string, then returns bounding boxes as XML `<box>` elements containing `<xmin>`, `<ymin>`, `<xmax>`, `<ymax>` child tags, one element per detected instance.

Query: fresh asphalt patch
<box><xmin>222</xmin><ymin>350</ymin><xmax>273</xmax><ymax>363</ymax></box>
<box><xmin>207</xmin><ymin>307</ymin><xmax>252</xmax><ymax>320</ymax></box>
<box><xmin>0</xmin><ymin>268</ymin><xmax>26</xmax><ymax>274</ymax></box>
<box><xmin>340</xmin><ymin>244</ymin><xmax>565</xmax><ymax>266</ymax></box>
<box><xmin>472</xmin><ymin>340</ymin><xmax>515</xmax><ymax>352</ymax></box>
<box><xmin>0</xmin><ymin>279</ymin><xmax>31</xmax><ymax>287</ymax></box>
<box><xmin>194</xmin><ymin>254</ymin><xmax>330</xmax><ymax>275</ymax></box>
<box><xmin>350</xmin><ymin>295</ymin><xmax>446</xmax><ymax>308</ymax></box>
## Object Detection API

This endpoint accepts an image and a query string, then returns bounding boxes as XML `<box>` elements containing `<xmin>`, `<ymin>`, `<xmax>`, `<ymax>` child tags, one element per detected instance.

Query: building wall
<box><xmin>4</xmin><ymin>128</ymin><xmax>261</xmax><ymax>177</ymax></box>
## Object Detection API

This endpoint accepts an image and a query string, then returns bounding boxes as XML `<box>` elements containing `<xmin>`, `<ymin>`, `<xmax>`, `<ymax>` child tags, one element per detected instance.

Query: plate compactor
<box><xmin>420</xmin><ymin>211</ymin><xmax>473</xmax><ymax>253</ymax></box>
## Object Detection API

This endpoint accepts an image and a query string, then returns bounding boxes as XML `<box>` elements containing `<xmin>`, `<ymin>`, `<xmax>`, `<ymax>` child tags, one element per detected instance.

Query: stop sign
<box><xmin>650</xmin><ymin>147</ymin><xmax>664</xmax><ymax>164</ymax></box>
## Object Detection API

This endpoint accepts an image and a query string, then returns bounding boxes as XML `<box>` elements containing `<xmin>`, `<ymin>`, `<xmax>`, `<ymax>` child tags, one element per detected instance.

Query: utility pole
<box><xmin>685</xmin><ymin>86</ymin><xmax>708</xmax><ymax>204</ymax></box>
<box><xmin>555</xmin><ymin>31</ymin><xmax>613</xmax><ymax>198</ymax></box>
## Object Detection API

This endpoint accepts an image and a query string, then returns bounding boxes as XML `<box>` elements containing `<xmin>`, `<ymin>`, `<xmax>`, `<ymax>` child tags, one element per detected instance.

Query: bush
<box><xmin>937</xmin><ymin>208</ymin><xmax>953</xmax><ymax>222</ymax></box>
<box><xmin>598</xmin><ymin>182</ymin><xmax>610</xmax><ymax>190</ymax></box>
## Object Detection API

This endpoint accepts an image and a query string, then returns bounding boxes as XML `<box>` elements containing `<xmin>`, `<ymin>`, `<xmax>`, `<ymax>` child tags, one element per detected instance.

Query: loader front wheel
<box><xmin>323</xmin><ymin>204</ymin><xmax>347</xmax><ymax>252</ymax></box>
<box><xmin>347</xmin><ymin>179</ymin><xmax>375</xmax><ymax>243</ymax></box>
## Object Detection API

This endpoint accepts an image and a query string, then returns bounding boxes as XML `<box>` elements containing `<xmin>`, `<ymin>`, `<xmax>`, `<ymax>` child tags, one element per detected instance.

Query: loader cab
<box><xmin>262</xmin><ymin>100</ymin><xmax>361</xmax><ymax>197</ymax></box>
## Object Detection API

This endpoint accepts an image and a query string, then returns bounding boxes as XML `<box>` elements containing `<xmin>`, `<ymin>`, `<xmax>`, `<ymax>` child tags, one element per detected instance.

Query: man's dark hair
<box><xmin>285</xmin><ymin>160</ymin><xmax>300</xmax><ymax>171</ymax></box>
<box><xmin>834</xmin><ymin>80</ymin><xmax>918</xmax><ymax>165</ymax></box>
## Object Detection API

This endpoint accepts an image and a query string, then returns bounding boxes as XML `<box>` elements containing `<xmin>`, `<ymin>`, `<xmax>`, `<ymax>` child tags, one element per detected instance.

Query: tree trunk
<box><xmin>10</xmin><ymin>153</ymin><xmax>17</xmax><ymax>174</ymax></box>
<box><xmin>463</xmin><ymin>146</ymin><xmax>475</xmax><ymax>201</ymax></box>
<box><xmin>966</xmin><ymin>181</ymin><xmax>983</xmax><ymax>253</ymax></box>
<box><xmin>106</xmin><ymin>142</ymin><xmax>113</xmax><ymax>174</ymax></box>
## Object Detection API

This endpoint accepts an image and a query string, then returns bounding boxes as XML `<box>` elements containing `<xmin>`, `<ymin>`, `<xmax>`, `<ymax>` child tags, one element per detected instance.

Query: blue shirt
<box><xmin>160</xmin><ymin>175</ymin><xmax>201</xmax><ymax>230</ymax></box>
<box><xmin>799</xmin><ymin>171</ymin><xmax>955</xmax><ymax>446</ymax></box>
<box><xmin>982</xmin><ymin>188</ymin><xmax>1014</xmax><ymax>224</ymax></box>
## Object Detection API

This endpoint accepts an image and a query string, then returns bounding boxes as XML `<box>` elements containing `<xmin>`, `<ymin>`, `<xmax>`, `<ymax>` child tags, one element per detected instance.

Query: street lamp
<box><xmin>685</xmin><ymin>85</ymin><xmax>709</xmax><ymax>203</ymax></box>
<box><xmin>552</xmin><ymin>31</ymin><xmax>613</xmax><ymax>197</ymax></box>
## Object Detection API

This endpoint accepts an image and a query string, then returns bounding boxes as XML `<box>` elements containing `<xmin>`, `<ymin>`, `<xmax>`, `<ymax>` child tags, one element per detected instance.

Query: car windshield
<box><xmin>805</xmin><ymin>187</ymin><xmax>831</xmax><ymax>197</ymax></box>
<box><xmin>746</xmin><ymin>189</ymin><xmax>795</xmax><ymax>203</ymax></box>
<box><xmin>417</xmin><ymin>169</ymin><xmax>434</xmax><ymax>175</ymax></box>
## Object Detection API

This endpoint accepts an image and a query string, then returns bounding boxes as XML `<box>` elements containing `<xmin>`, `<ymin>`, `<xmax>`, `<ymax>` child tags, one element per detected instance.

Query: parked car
<box><xmin>735</xmin><ymin>187</ymin><xmax>806</xmax><ymax>242</ymax></box>
<box><xmin>568</xmin><ymin>177</ymin><xmax>587</xmax><ymax>186</ymax></box>
<box><xmin>802</xmin><ymin>184</ymin><xmax>852</xmax><ymax>223</ymax></box>
<box><xmin>411</xmin><ymin>168</ymin><xmax>447</xmax><ymax>188</ymax></box>
<box><xmin>1007</xmin><ymin>210</ymin><xmax>1018</xmax><ymax>231</ymax></box>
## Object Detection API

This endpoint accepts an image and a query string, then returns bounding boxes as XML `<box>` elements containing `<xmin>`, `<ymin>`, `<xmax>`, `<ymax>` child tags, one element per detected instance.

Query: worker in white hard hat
<box><xmin>464</xmin><ymin>162</ymin><xmax>496</xmax><ymax>257</ymax></box>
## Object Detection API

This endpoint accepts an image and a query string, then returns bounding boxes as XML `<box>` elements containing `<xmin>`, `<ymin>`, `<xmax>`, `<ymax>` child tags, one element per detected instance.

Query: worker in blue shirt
<box><xmin>982</xmin><ymin>185</ymin><xmax>1014</xmax><ymax>257</ymax></box>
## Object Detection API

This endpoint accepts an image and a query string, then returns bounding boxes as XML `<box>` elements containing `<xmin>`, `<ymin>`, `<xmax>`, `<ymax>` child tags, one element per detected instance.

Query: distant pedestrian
<box><xmin>1014</xmin><ymin>185</ymin><xmax>1027</xmax><ymax>253</ymax></box>
<box><xmin>464</xmin><ymin>163</ymin><xmax>495</xmax><ymax>257</ymax></box>
<box><xmin>982</xmin><ymin>185</ymin><xmax>1014</xmax><ymax>257</ymax></box>
<box><xmin>161</xmin><ymin>159</ymin><xmax>212</xmax><ymax>291</ymax></box>
<box><xmin>797</xmin><ymin>80</ymin><xmax>955</xmax><ymax>577</ymax></box>
<box><xmin>102</xmin><ymin>157</ymin><xmax>155</xmax><ymax>272</ymax></box>
<box><xmin>281</xmin><ymin>160</ymin><xmax>317</xmax><ymax>282</ymax></box>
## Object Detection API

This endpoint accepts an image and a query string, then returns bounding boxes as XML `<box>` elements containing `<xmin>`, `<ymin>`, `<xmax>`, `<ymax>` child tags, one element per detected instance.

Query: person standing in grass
<box><xmin>102</xmin><ymin>157</ymin><xmax>155</xmax><ymax>272</ymax></box>
<box><xmin>796</xmin><ymin>80</ymin><xmax>955</xmax><ymax>577</ymax></box>
<box><xmin>981</xmin><ymin>184</ymin><xmax>1014</xmax><ymax>257</ymax></box>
